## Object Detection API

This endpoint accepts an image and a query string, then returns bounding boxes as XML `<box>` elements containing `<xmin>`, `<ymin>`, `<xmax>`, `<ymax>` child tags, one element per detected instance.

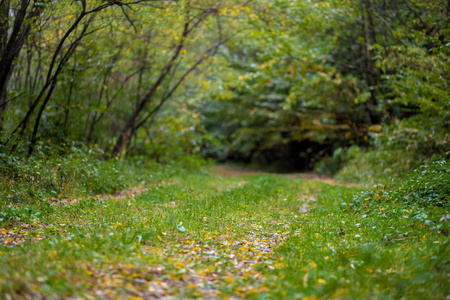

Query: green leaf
<box><xmin>176</xmin><ymin>222</ymin><xmax>186</xmax><ymax>233</ymax></box>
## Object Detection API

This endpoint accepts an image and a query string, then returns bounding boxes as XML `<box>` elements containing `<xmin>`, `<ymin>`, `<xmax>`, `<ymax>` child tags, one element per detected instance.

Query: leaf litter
<box><xmin>70</xmin><ymin>223</ymin><xmax>292</xmax><ymax>299</ymax></box>
<box><xmin>1</xmin><ymin>167</ymin><xmax>319</xmax><ymax>299</ymax></box>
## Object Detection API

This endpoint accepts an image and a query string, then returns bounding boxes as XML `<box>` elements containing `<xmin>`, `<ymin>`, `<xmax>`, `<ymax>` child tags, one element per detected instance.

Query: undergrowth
<box><xmin>315</xmin><ymin>113</ymin><xmax>449</xmax><ymax>184</ymax></box>
<box><xmin>270</xmin><ymin>157</ymin><xmax>450</xmax><ymax>299</ymax></box>
<box><xmin>0</xmin><ymin>146</ymin><xmax>203</xmax><ymax>227</ymax></box>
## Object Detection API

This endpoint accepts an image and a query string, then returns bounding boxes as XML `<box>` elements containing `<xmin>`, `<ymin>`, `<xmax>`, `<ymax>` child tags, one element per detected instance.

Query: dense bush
<box><xmin>377</xmin><ymin>158</ymin><xmax>450</xmax><ymax>208</ymax></box>
<box><xmin>339</xmin><ymin>157</ymin><xmax>450</xmax><ymax>243</ymax></box>
<box><xmin>335</xmin><ymin>148</ymin><xmax>420</xmax><ymax>183</ymax></box>
<box><xmin>0</xmin><ymin>145</ymin><xmax>126</xmax><ymax>205</ymax></box>
<box><xmin>373</xmin><ymin>114</ymin><xmax>450</xmax><ymax>157</ymax></box>
<box><xmin>316</xmin><ymin>111</ymin><xmax>449</xmax><ymax>183</ymax></box>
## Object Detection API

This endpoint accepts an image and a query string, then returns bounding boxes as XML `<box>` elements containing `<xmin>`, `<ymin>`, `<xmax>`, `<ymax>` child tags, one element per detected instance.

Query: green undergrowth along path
<box><xmin>1</xmin><ymin>166</ymin><xmax>449</xmax><ymax>299</ymax></box>
<box><xmin>269</xmin><ymin>158</ymin><xmax>450</xmax><ymax>299</ymax></box>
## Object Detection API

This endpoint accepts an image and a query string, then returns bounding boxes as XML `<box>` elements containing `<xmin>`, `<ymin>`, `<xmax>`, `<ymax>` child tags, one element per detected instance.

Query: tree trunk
<box><xmin>360</xmin><ymin>0</ymin><xmax>379</xmax><ymax>124</ymax></box>
<box><xmin>27</xmin><ymin>79</ymin><xmax>57</xmax><ymax>157</ymax></box>
<box><xmin>5</xmin><ymin>9</ymin><xmax>91</xmax><ymax>152</ymax></box>
<box><xmin>110</xmin><ymin>22</ymin><xmax>190</xmax><ymax>157</ymax></box>
<box><xmin>0</xmin><ymin>0</ymin><xmax>42</xmax><ymax>133</ymax></box>
<box><xmin>110</xmin><ymin>7</ymin><xmax>218</xmax><ymax>157</ymax></box>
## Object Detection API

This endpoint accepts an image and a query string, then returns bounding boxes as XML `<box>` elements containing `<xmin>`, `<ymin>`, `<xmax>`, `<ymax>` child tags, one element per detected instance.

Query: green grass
<box><xmin>0</xmin><ymin>159</ymin><xmax>449</xmax><ymax>299</ymax></box>
<box><xmin>0</xmin><ymin>147</ymin><xmax>203</xmax><ymax>227</ymax></box>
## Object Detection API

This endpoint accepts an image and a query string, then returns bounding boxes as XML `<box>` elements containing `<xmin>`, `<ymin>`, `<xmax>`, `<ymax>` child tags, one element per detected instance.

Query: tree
<box><xmin>0</xmin><ymin>0</ymin><xmax>43</xmax><ymax>133</ymax></box>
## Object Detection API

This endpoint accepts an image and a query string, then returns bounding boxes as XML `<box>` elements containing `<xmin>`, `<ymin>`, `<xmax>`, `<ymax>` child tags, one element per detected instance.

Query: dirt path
<box><xmin>209</xmin><ymin>165</ymin><xmax>357</xmax><ymax>187</ymax></box>
<box><xmin>208</xmin><ymin>165</ymin><xmax>263</xmax><ymax>177</ymax></box>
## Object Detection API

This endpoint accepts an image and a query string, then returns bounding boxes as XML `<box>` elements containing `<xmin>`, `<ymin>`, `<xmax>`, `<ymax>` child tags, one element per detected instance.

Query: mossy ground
<box><xmin>1</xmin><ymin>162</ymin><xmax>448</xmax><ymax>299</ymax></box>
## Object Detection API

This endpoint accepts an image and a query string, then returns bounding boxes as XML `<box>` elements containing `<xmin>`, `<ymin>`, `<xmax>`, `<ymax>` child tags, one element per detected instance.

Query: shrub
<box><xmin>0</xmin><ymin>145</ymin><xmax>126</xmax><ymax>205</ymax></box>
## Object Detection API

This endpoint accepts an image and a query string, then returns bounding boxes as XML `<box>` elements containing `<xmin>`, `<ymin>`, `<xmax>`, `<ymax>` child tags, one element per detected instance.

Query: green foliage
<box><xmin>195</xmin><ymin>0</ymin><xmax>375</xmax><ymax>169</ymax></box>
<box><xmin>129</xmin><ymin>108</ymin><xmax>204</xmax><ymax>163</ymax></box>
<box><xmin>325</xmin><ymin>111</ymin><xmax>449</xmax><ymax>183</ymax></box>
<box><xmin>0</xmin><ymin>146</ymin><xmax>125</xmax><ymax>205</ymax></box>
<box><xmin>269</xmin><ymin>167</ymin><xmax>449</xmax><ymax>299</ymax></box>
<box><xmin>193</xmin><ymin>0</ymin><xmax>449</xmax><ymax>170</ymax></box>
<box><xmin>335</xmin><ymin>148</ymin><xmax>420</xmax><ymax>183</ymax></box>
<box><xmin>2</xmin><ymin>0</ymin><xmax>449</xmax><ymax>171</ymax></box>
<box><xmin>361</xmin><ymin>158</ymin><xmax>450</xmax><ymax>208</ymax></box>
<box><xmin>314</xmin><ymin>147</ymin><xmax>347</xmax><ymax>176</ymax></box>
<box><xmin>373</xmin><ymin>114</ymin><xmax>450</xmax><ymax>156</ymax></box>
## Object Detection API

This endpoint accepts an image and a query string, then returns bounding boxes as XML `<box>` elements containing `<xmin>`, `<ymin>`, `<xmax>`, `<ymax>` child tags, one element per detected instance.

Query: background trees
<box><xmin>0</xmin><ymin>0</ymin><xmax>248</xmax><ymax>155</ymax></box>
<box><xmin>194</xmin><ymin>0</ymin><xmax>449</xmax><ymax>171</ymax></box>
<box><xmin>0</xmin><ymin>0</ymin><xmax>448</xmax><ymax>172</ymax></box>
<box><xmin>0</xmin><ymin>0</ymin><xmax>43</xmax><ymax>132</ymax></box>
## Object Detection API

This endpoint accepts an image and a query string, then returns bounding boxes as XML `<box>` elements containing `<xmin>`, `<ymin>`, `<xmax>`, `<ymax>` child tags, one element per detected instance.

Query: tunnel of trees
<box><xmin>1</xmin><ymin>2</ymin><xmax>449</xmax><ymax>297</ymax></box>
<box><xmin>0</xmin><ymin>0</ymin><xmax>448</xmax><ymax>171</ymax></box>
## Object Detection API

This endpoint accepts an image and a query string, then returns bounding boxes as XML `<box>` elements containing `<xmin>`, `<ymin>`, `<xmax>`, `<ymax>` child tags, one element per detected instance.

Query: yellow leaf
<box><xmin>225</xmin><ymin>277</ymin><xmax>234</xmax><ymax>283</ymax></box>
<box><xmin>332</xmin><ymin>289</ymin><xmax>347</xmax><ymax>298</ymax></box>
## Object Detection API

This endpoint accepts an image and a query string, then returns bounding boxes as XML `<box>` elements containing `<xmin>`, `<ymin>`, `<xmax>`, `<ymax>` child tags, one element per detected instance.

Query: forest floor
<box><xmin>1</xmin><ymin>165</ymin><xmax>448</xmax><ymax>299</ymax></box>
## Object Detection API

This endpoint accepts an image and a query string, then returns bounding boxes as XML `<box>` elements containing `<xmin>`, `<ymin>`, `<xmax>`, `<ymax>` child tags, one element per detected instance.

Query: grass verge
<box><xmin>0</xmin><ymin>159</ymin><xmax>448</xmax><ymax>299</ymax></box>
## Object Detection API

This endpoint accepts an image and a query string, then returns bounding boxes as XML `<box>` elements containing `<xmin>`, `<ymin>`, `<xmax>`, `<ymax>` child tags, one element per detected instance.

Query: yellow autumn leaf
<box><xmin>225</xmin><ymin>277</ymin><xmax>234</xmax><ymax>283</ymax></box>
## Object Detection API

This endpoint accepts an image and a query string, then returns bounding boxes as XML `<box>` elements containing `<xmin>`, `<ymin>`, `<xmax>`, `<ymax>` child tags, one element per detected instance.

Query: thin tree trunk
<box><xmin>27</xmin><ymin>79</ymin><xmax>57</xmax><ymax>157</ymax></box>
<box><xmin>111</xmin><ymin>6</ymin><xmax>217</xmax><ymax>157</ymax></box>
<box><xmin>110</xmin><ymin>21</ymin><xmax>191</xmax><ymax>157</ymax></box>
<box><xmin>359</xmin><ymin>0</ymin><xmax>379</xmax><ymax>124</ymax></box>
<box><xmin>0</xmin><ymin>0</ymin><xmax>43</xmax><ymax>133</ymax></box>
<box><xmin>87</xmin><ymin>49</ymin><xmax>121</xmax><ymax>145</ymax></box>
<box><xmin>64</xmin><ymin>52</ymin><xmax>77</xmax><ymax>136</ymax></box>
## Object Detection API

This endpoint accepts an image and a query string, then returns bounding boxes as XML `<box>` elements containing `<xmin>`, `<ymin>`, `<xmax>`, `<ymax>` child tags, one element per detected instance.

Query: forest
<box><xmin>1</xmin><ymin>0</ymin><xmax>449</xmax><ymax>299</ymax></box>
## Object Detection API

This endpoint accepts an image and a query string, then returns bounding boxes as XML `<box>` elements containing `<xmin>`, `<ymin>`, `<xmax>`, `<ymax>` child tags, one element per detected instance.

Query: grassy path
<box><xmin>1</xmin><ymin>166</ymin><xmax>448</xmax><ymax>299</ymax></box>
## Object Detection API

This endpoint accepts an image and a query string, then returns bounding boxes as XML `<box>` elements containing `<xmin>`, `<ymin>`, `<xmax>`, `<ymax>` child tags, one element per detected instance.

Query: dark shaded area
<box><xmin>247</xmin><ymin>141</ymin><xmax>332</xmax><ymax>172</ymax></box>
<box><xmin>217</xmin><ymin>140</ymin><xmax>332</xmax><ymax>173</ymax></box>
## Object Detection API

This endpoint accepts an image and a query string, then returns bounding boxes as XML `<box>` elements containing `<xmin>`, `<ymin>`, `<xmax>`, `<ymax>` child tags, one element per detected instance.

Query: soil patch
<box><xmin>210</xmin><ymin>165</ymin><xmax>358</xmax><ymax>187</ymax></box>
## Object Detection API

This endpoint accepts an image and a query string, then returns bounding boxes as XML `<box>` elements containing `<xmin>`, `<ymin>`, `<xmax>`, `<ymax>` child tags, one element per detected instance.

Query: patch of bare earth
<box><xmin>211</xmin><ymin>165</ymin><xmax>357</xmax><ymax>187</ymax></box>
<box><xmin>0</xmin><ymin>180</ymin><xmax>179</xmax><ymax>247</ymax></box>
<box><xmin>283</xmin><ymin>172</ymin><xmax>359</xmax><ymax>187</ymax></box>
<box><xmin>209</xmin><ymin>165</ymin><xmax>262</xmax><ymax>177</ymax></box>
<box><xmin>56</xmin><ymin>179</ymin><xmax>180</xmax><ymax>206</ymax></box>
